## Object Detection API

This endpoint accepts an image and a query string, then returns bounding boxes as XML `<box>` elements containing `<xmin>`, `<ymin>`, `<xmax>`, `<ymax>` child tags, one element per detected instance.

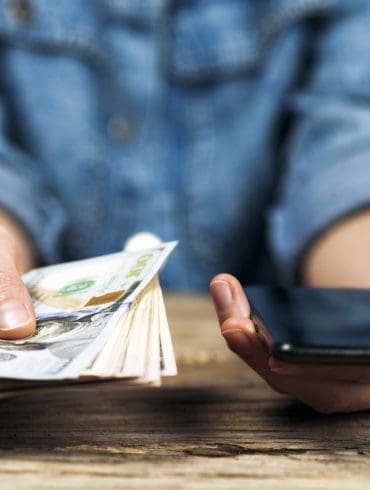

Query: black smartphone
<box><xmin>246</xmin><ymin>287</ymin><xmax>370</xmax><ymax>365</ymax></box>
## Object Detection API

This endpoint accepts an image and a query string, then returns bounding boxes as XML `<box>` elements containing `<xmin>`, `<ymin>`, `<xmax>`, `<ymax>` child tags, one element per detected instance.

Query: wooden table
<box><xmin>0</xmin><ymin>294</ymin><xmax>370</xmax><ymax>489</ymax></box>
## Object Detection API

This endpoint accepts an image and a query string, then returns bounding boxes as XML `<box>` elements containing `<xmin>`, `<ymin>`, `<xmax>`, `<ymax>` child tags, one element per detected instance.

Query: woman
<box><xmin>1</xmin><ymin>0</ymin><xmax>370</xmax><ymax>412</ymax></box>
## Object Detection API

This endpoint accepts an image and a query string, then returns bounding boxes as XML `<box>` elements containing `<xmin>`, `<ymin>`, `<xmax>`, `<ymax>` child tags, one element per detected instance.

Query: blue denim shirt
<box><xmin>1</xmin><ymin>0</ymin><xmax>370</xmax><ymax>290</ymax></box>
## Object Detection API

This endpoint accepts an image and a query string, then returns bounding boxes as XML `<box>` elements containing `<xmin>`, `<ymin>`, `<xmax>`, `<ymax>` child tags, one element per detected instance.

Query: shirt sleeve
<box><xmin>0</xmin><ymin>97</ymin><xmax>67</xmax><ymax>264</ymax></box>
<box><xmin>268</xmin><ymin>2</ymin><xmax>370</xmax><ymax>284</ymax></box>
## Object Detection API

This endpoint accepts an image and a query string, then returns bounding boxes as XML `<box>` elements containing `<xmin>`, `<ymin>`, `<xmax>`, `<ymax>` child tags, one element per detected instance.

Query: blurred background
<box><xmin>1</xmin><ymin>0</ymin><xmax>370</xmax><ymax>291</ymax></box>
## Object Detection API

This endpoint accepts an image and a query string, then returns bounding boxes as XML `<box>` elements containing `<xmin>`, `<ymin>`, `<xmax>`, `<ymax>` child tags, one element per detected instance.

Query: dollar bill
<box><xmin>0</xmin><ymin>242</ymin><xmax>177</xmax><ymax>384</ymax></box>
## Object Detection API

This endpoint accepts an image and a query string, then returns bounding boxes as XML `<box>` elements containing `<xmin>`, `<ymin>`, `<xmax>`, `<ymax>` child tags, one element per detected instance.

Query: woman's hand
<box><xmin>210</xmin><ymin>273</ymin><xmax>370</xmax><ymax>414</ymax></box>
<box><xmin>0</xmin><ymin>221</ymin><xmax>36</xmax><ymax>340</ymax></box>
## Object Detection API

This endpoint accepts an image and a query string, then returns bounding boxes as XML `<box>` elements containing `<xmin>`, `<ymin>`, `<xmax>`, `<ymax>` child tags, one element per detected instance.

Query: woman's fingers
<box><xmin>210</xmin><ymin>273</ymin><xmax>370</xmax><ymax>413</ymax></box>
<box><xmin>211</xmin><ymin>274</ymin><xmax>278</xmax><ymax>383</ymax></box>
<box><xmin>274</xmin><ymin>377</ymin><xmax>370</xmax><ymax>414</ymax></box>
<box><xmin>221</xmin><ymin>319</ymin><xmax>370</xmax><ymax>413</ymax></box>
<box><xmin>210</xmin><ymin>273</ymin><xmax>250</xmax><ymax>324</ymax></box>
<box><xmin>269</xmin><ymin>357</ymin><xmax>370</xmax><ymax>384</ymax></box>
<box><xmin>221</xmin><ymin>316</ymin><xmax>274</xmax><ymax>378</ymax></box>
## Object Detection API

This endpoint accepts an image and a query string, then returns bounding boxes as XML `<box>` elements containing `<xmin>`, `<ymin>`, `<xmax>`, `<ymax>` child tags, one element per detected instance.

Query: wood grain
<box><xmin>0</xmin><ymin>294</ymin><xmax>369</xmax><ymax>489</ymax></box>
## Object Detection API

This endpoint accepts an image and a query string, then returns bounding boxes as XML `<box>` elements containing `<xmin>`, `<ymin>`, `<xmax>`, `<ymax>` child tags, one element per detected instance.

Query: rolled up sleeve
<box><xmin>269</xmin><ymin>2</ymin><xmax>370</xmax><ymax>284</ymax></box>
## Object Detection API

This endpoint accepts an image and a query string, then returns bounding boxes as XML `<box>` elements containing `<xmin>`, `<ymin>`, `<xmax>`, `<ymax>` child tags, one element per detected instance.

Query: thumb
<box><xmin>0</xmin><ymin>240</ymin><xmax>36</xmax><ymax>340</ymax></box>
<box><xmin>210</xmin><ymin>273</ymin><xmax>251</xmax><ymax>324</ymax></box>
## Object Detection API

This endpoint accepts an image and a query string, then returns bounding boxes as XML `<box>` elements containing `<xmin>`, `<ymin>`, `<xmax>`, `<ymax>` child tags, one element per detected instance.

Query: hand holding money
<box><xmin>0</xmin><ymin>241</ymin><xmax>177</xmax><ymax>395</ymax></box>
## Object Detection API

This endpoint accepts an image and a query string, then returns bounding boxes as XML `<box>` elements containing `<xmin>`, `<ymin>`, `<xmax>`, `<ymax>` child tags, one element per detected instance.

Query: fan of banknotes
<box><xmin>0</xmin><ymin>242</ymin><xmax>177</xmax><ymax>395</ymax></box>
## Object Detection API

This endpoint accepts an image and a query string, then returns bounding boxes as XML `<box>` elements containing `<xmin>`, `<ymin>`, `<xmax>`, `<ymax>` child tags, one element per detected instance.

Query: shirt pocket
<box><xmin>168</xmin><ymin>0</ymin><xmax>264</xmax><ymax>84</ymax></box>
<box><xmin>165</xmin><ymin>0</ymin><xmax>276</xmax><ymax>132</ymax></box>
<box><xmin>0</xmin><ymin>0</ymin><xmax>106</xmax><ymax>68</ymax></box>
<box><xmin>167</xmin><ymin>0</ymin><xmax>347</xmax><ymax>85</ymax></box>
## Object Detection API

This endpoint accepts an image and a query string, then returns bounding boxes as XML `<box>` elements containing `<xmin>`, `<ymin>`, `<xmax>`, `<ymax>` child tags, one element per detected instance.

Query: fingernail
<box><xmin>222</xmin><ymin>328</ymin><xmax>251</xmax><ymax>355</ymax></box>
<box><xmin>211</xmin><ymin>280</ymin><xmax>233</xmax><ymax>310</ymax></box>
<box><xmin>0</xmin><ymin>301</ymin><xmax>31</xmax><ymax>331</ymax></box>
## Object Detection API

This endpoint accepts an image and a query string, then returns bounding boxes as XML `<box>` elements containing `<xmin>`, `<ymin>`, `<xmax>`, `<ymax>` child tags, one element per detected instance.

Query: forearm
<box><xmin>302</xmin><ymin>209</ymin><xmax>370</xmax><ymax>288</ymax></box>
<box><xmin>0</xmin><ymin>210</ymin><xmax>36</xmax><ymax>273</ymax></box>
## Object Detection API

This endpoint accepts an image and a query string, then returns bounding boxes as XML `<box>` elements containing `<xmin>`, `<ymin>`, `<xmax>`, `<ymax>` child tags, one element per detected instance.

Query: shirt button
<box><xmin>106</xmin><ymin>114</ymin><xmax>138</xmax><ymax>144</ymax></box>
<box><xmin>7</xmin><ymin>0</ymin><xmax>34</xmax><ymax>23</ymax></box>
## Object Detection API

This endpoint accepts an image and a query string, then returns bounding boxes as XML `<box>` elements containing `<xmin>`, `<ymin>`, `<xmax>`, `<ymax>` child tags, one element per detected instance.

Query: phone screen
<box><xmin>246</xmin><ymin>287</ymin><xmax>370</xmax><ymax>350</ymax></box>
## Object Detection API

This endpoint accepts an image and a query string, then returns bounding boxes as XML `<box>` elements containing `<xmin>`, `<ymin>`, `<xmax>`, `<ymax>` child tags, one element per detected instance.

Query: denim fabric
<box><xmin>0</xmin><ymin>0</ymin><xmax>370</xmax><ymax>290</ymax></box>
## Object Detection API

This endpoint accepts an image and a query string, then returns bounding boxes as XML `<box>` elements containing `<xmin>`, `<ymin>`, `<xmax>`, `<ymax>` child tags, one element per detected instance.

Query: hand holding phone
<box><xmin>210</xmin><ymin>274</ymin><xmax>370</xmax><ymax>414</ymax></box>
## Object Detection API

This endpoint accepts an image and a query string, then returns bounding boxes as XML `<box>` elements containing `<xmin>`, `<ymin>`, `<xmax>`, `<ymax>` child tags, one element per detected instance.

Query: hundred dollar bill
<box><xmin>0</xmin><ymin>242</ymin><xmax>177</xmax><ymax>382</ymax></box>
